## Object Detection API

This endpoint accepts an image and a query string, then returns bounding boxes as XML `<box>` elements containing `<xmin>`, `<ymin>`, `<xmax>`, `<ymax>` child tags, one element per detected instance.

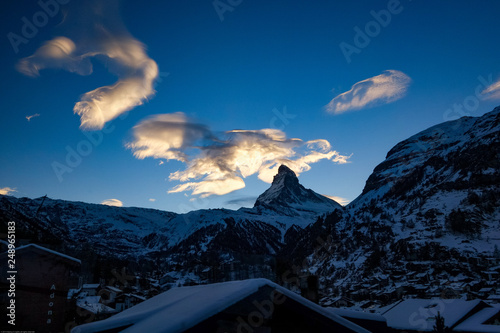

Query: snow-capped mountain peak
<box><xmin>253</xmin><ymin>164</ymin><xmax>342</xmax><ymax>216</ymax></box>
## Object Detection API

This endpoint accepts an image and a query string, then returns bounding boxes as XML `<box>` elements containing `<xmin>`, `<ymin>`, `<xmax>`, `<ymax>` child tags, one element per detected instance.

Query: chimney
<box><xmin>300</xmin><ymin>275</ymin><xmax>319</xmax><ymax>303</ymax></box>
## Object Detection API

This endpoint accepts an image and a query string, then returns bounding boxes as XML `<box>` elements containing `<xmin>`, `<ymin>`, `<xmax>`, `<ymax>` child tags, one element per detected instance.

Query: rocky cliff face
<box><xmin>284</xmin><ymin>107</ymin><xmax>500</xmax><ymax>291</ymax></box>
<box><xmin>0</xmin><ymin>164</ymin><xmax>340</xmax><ymax>267</ymax></box>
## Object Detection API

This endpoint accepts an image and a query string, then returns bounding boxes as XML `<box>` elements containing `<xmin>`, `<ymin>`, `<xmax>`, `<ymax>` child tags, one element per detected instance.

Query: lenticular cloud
<box><xmin>16</xmin><ymin>0</ymin><xmax>158</xmax><ymax>130</ymax></box>
<box><xmin>326</xmin><ymin>70</ymin><xmax>411</xmax><ymax>114</ymax></box>
<box><xmin>128</xmin><ymin>113</ymin><xmax>351</xmax><ymax>197</ymax></box>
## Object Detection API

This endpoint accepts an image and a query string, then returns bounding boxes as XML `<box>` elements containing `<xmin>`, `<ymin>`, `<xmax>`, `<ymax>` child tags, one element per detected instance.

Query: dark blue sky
<box><xmin>1</xmin><ymin>0</ymin><xmax>499</xmax><ymax>212</ymax></box>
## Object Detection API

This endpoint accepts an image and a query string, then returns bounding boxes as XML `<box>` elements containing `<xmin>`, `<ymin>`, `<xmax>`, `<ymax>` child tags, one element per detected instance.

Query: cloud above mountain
<box><xmin>322</xmin><ymin>194</ymin><xmax>350</xmax><ymax>206</ymax></box>
<box><xmin>128</xmin><ymin>113</ymin><xmax>350</xmax><ymax>197</ymax></box>
<box><xmin>0</xmin><ymin>187</ymin><xmax>17</xmax><ymax>195</ymax></box>
<box><xmin>16</xmin><ymin>0</ymin><xmax>158</xmax><ymax>130</ymax></box>
<box><xmin>326</xmin><ymin>70</ymin><xmax>411</xmax><ymax>114</ymax></box>
<box><xmin>101</xmin><ymin>199</ymin><xmax>123</xmax><ymax>207</ymax></box>
<box><xmin>481</xmin><ymin>78</ymin><xmax>500</xmax><ymax>100</ymax></box>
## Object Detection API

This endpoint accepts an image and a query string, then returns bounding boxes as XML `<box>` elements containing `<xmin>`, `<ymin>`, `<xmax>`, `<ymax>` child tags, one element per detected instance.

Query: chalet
<box><xmin>478</xmin><ymin>287</ymin><xmax>497</xmax><ymax>299</ymax></box>
<box><xmin>72</xmin><ymin>278</ymin><xmax>372</xmax><ymax>333</ymax></box>
<box><xmin>76</xmin><ymin>295</ymin><xmax>117</xmax><ymax>321</ymax></box>
<box><xmin>0</xmin><ymin>243</ymin><xmax>81</xmax><ymax>332</ymax></box>
<box><xmin>329</xmin><ymin>308</ymin><xmax>389</xmax><ymax>333</ymax></box>
<box><xmin>487</xmin><ymin>294</ymin><xmax>500</xmax><ymax>303</ymax></box>
<box><xmin>382</xmin><ymin>298</ymin><xmax>491</xmax><ymax>332</ymax></box>
<box><xmin>415</xmin><ymin>272</ymin><xmax>430</xmax><ymax>284</ymax></box>
<box><xmin>453</xmin><ymin>305</ymin><xmax>500</xmax><ymax>332</ymax></box>
<box><xmin>327</xmin><ymin>296</ymin><xmax>355</xmax><ymax>308</ymax></box>
<box><xmin>483</xmin><ymin>271</ymin><xmax>499</xmax><ymax>282</ymax></box>
<box><xmin>81</xmin><ymin>283</ymin><xmax>101</xmax><ymax>296</ymax></box>
<box><xmin>99</xmin><ymin>285</ymin><xmax>123</xmax><ymax>306</ymax></box>
<box><xmin>115</xmin><ymin>293</ymin><xmax>146</xmax><ymax>311</ymax></box>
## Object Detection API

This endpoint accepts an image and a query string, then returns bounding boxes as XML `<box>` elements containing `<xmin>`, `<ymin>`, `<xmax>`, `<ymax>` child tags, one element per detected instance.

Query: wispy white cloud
<box><xmin>225</xmin><ymin>196</ymin><xmax>258</xmax><ymax>207</ymax></box>
<box><xmin>148</xmin><ymin>198</ymin><xmax>156</xmax><ymax>202</ymax></box>
<box><xmin>101</xmin><ymin>198</ymin><xmax>123</xmax><ymax>207</ymax></box>
<box><xmin>128</xmin><ymin>113</ymin><xmax>351</xmax><ymax>197</ymax></box>
<box><xmin>322</xmin><ymin>194</ymin><xmax>350</xmax><ymax>206</ymax></box>
<box><xmin>481</xmin><ymin>78</ymin><xmax>500</xmax><ymax>100</ymax></box>
<box><xmin>326</xmin><ymin>70</ymin><xmax>411</xmax><ymax>114</ymax></box>
<box><xmin>0</xmin><ymin>187</ymin><xmax>17</xmax><ymax>195</ymax></box>
<box><xmin>26</xmin><ymin>113</ymin><xmax>40</xmax><ymax>121</ymax></box>
<box><xmin>16</xmin><ymin>1</ymin><xmax>158</xmax><ymax>130</ymax></box>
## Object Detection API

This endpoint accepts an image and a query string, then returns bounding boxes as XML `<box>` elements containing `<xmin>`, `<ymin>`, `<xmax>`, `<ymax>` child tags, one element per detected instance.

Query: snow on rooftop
<box><xmin>328</xmin><ymin>308</ymin><xmax>386</xmax><ymax>322</ymax></box>
<box><xmin>14</xmin><ymin>243</ymin><xmax>81</xmax><ymax>264</ymax></box>
<box><xmin>82</xmin><ymin>284</ymin><xmax>100</xmax><ymax>289</ymax></box>
<box><xmin>106</xmin><ymin>286</ymin><xmax>123</xmax><ymax>293</ymax></box>
<box><xmin>77</xmin><ymin>298</ymin><xmax>118</xmax><ymax>315</ymax></box>
<box><xmin>73</xmin><ymin>278</ymin><xmax>370</xmax><ymax>333</ymax></box>
<box><xmin>382</xmin><ymin>298</ymin><xmax>483</xmax><ymax>331</ymax></box>
<box><xmin>453</xmin><ymin>306</ymin><xmax>500</xmax><ymax>332</ymax></box>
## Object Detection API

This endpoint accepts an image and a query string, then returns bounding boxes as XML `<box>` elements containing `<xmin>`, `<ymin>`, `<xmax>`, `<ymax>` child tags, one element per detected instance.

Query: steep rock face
<box><xmin>0</xmin><ymin>165</ymin><xmax>340</xmax><ymax>264</ymax></box>
<box><xmin>359</xmin><ymin>107</ymin><xmax>499</xmax><ymax>203</ymax></box>
<box><xmin>291</xmin><ymin>107</ymin><xmax>500</xmax><ymax>292</ymax></box>
<box><xmin>348</xmin><ymin>107</ymin><xmax>500</xmax><ymax>243</ymax></box>
<box><xmin>253</xmin><ymin>165</ymin><xmax>342</xmax><ymax>217</ymax></box>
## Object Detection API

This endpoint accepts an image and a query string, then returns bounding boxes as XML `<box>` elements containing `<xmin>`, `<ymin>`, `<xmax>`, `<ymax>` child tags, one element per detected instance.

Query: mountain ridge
<box><xmin>1</xmin><ymin>106</ymin><xmax>499</xmax><ymax>291</ymax></box>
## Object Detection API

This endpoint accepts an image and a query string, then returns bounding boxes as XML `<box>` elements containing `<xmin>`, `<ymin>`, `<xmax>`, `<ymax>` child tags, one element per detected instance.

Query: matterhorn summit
<box><xmin>253</xmin><ymin>165</ymin><xmax>343</xmax><ymax>217</ymax></box>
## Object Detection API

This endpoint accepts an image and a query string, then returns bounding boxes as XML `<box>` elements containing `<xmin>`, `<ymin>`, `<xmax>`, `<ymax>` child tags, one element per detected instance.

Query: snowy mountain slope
<box><xmin>0</xmin><ymin>165</ymin><xmax>340</xmax><ymax>260</ymax></box>
<box><xmin>1</xmin><ymin>107</ymin><xmax>498</xmax><ymax>290</ymax></box>
<box><xmin>0</xmin><ymin>196</ymin><xmax>178</xmax><ymax>256</ymax></box>
<box><xmin>250</xmin><ymin>165</ymin><xmax>343</xmax><ymax>218</ymax></box>
<box><xmin>286</xmin><ymin>106</ymin><xmax>500</xmax><ymax>291</ymax></box>
<box><xmin>348</xmin><ymin>106</ymin><xmax>500</xmax><ymax>247</ymax></box>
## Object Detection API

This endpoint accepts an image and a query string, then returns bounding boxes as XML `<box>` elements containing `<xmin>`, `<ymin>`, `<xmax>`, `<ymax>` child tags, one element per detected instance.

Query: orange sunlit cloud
<box><xmin>128</xmin><ymin>113</ymin><xmax>351</xmax><ymax>197</ymax></box>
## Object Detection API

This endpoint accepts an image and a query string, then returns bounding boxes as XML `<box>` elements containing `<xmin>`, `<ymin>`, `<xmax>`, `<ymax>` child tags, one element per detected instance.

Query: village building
<box><xmin>75</xmin><ymin>295</ymin><xmax>118</xmax><ymax>321</ymax></box>
<box><xmin>72</xmin><ymin>278</ymin><xmax>372</xmax><ymax>333</ymax></box>
<box><xmin>382</xmin><ymin>298</ymin><xmax>497</xmax><ymax>332</ymax></box>
<box><xmin>0</xmin><ymin>243</ymin><xmax>81</xmax><ymax>332</ymax></box>
<box><xmin>453</xmin><ymin>304</ymin><xmax>500</xmax><ymax>332</ymax></box>
<box><xmin>329</xmin><ymin>308</ymin><xmax>389</xmax><ymax>333</ymax></box>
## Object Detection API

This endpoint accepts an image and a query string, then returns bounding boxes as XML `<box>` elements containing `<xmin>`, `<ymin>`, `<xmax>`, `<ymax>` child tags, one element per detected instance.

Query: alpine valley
<box><xmin>1</xmin><ymin>106</ymin><xmax>499</xmax><ymax>304</ymax></box>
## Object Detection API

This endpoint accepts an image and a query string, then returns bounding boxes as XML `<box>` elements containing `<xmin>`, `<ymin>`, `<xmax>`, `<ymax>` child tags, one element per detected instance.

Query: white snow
<box><xmin>72</xmin><ymin>278</ymin><xmax>370</xmax><ymax>333</ymax></box>
<box><xmin>453</xmin><ymin>306</ymin><xmax>500</xmax><ymax>332</ymax></box>
<box><xmin>328</xmin><ymin>308</ymin><xmax>386</xmax><ymax>322</ymax></box>
<box><xmin>382</xmin><ymin>298</ymin><xmax>483</xmax><ymax>331</ymax></box>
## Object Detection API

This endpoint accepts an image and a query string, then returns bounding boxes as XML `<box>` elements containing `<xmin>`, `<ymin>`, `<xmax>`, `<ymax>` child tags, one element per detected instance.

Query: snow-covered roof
<box><xmin>106</xmin><ymin>286</ymin><xmax>123</xmax><ymax>293</ymax></box>
<box><xmin>68</xmin><ymin>288</ymin><xmax>81</xmax><ymax>299</ymax></box>
<box><xmin>77</xmin><ymin>296</ymin><xmax>101</xmax><ymax>305</ymax></box>
<box><xmin>382</xmin><ymin>299</ymin><xmax>483</xmax><ymax>331</ymax></box>
<box><xmin>72</xmin><ymin>278</ymin><xmax>370</xmax><ymax>333</ymax></box>
<box><xmin>487</xmin><ymin>294</ymin><xmax>500</xmax><ymax>300</ymax></box>
<box><xmin>82</xmin><ymin>284</ymin><xmax>100</xmax><ymax>289</ymax></box>
<box><xmin>328</xmin><ymin>308</ymin><xmax>386</xmax><ymax>322</ymax></box>
<box><xmin>77</xmin><ymin>300</ymin><xmax>117</xmax><ymax>315</ymax></box>
<box><xmin>453</xmin><ymin>306</ymin><xmax>500</xmax><ymax>332</ymax></box>
<box><xmin>12</xmin><ymin>243</ymin><xmax>81</xmax><ymax>264</ymax></box>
